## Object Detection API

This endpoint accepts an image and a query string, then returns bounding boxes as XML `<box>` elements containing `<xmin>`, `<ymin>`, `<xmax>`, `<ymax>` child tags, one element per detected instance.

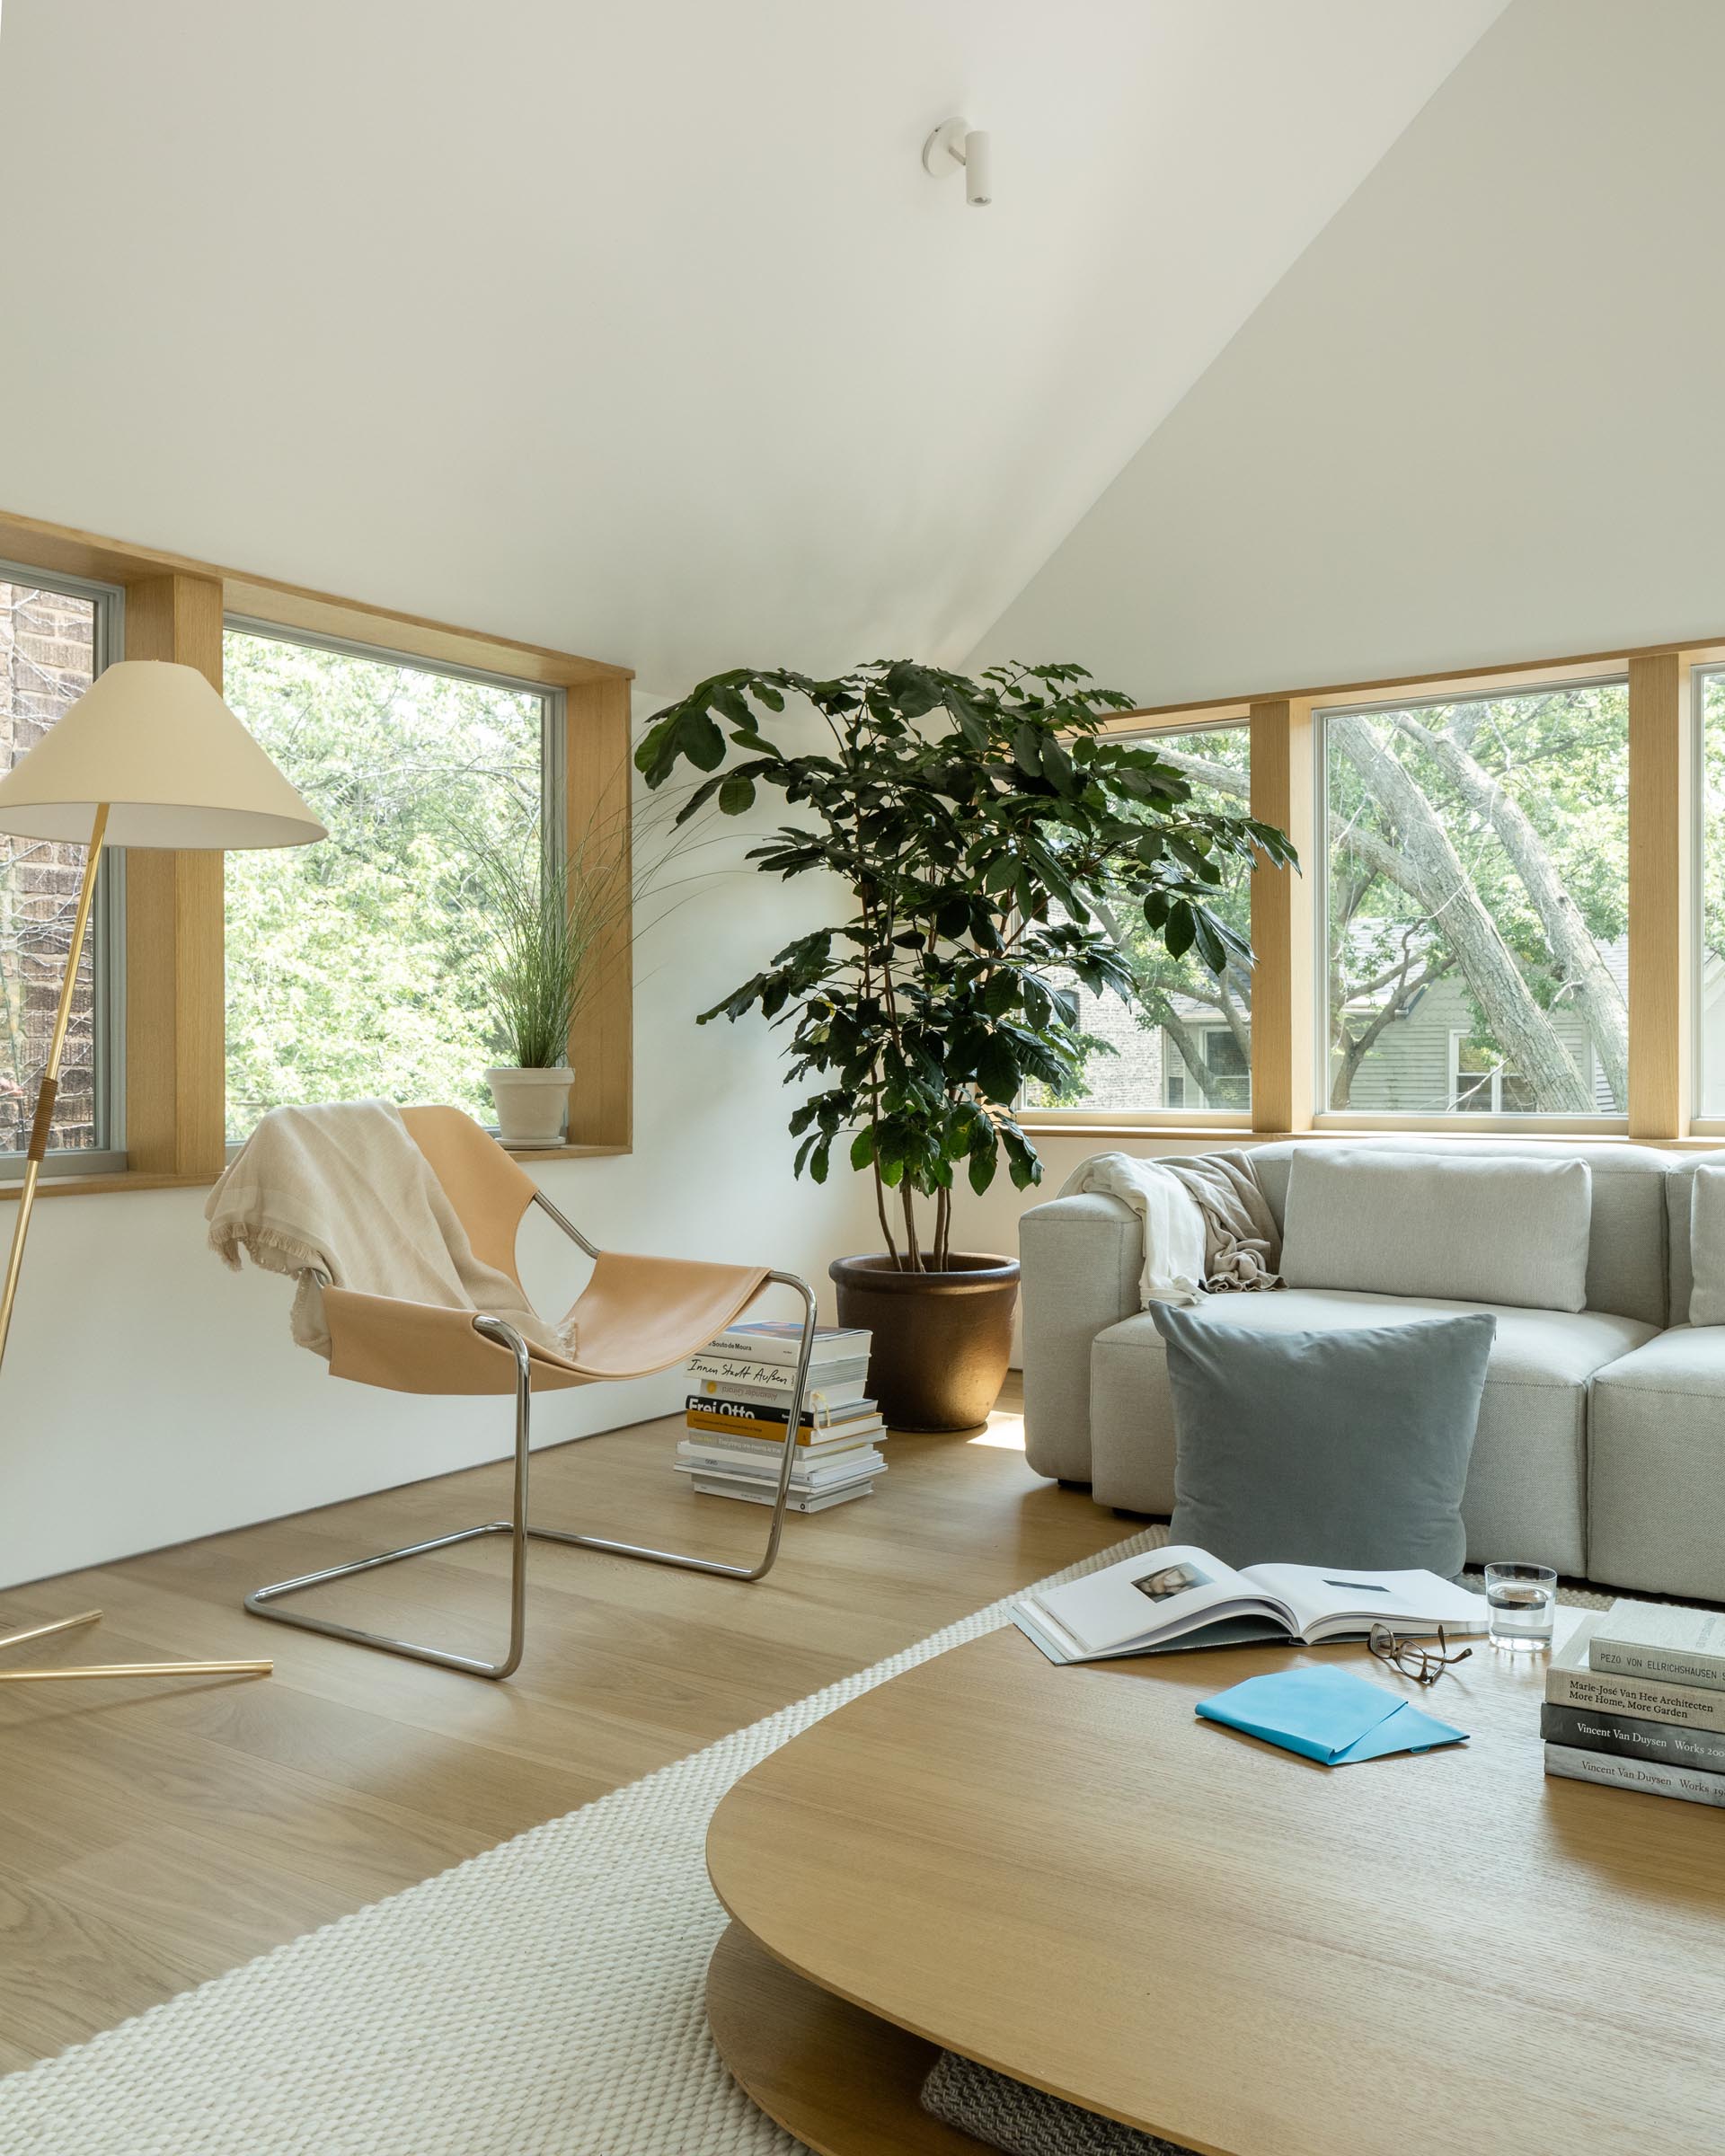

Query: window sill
<box><xmin>1016</xmin><ymin>1122</ymin><xmax>1254</xmax><ymax>1141</ymax></box>
<box><xmin>0</xmin><ymin>1141</ymin><xmax>633</xmax><ymax>1199</ymax></box>
<box><xmin>0</xmin><ymin>1169</ymin><xmax>218</xmax><ymax>1202</ymax></box>
<box><xmin>1016</xmin><ymin>1125</ymin><xmax>1718</xmax><ymax>1148</ymax></box>
<box><xmin>504</xmin><ymin>1144</ymin><xmax>631</xmax><ymax>1162</ymax></box>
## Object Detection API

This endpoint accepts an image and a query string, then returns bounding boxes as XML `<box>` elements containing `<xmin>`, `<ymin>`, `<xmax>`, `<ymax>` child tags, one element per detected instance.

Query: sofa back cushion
<box><xmin>1685</xmin><ymin>1164</ymin><xmax>1725</xmax><ymax>1326</ymax></box>
<box><xmin>1252</xmin><ymin>1139</ymin><xmax>1668</xmax><ymax>1326</ymax></box>
<box><xmin>1278</xmin><ymin>1149</ymin><xmax>1591</xmax><ymax>1312</ymax></box>
<box><xmin>1668</xmin><ymin>1152</ymin><xmax>1725</xmax><ymax>1325</ymax></box>
<box><xmin>1155</xmin><ymin>1303</ymin><xmax>1494</xmax><ymax>1576</ymax></box>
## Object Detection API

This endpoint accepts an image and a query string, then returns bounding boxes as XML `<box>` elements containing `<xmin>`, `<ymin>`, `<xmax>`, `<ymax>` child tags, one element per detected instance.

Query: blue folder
<box><xmin>1196</xmin><ymin>1666</ymin><xmax>1468</xmax><ymax>1765</ymax></box>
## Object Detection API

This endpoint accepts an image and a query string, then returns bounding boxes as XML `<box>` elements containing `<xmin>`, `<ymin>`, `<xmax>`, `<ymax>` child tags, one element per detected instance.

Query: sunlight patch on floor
<box><xmin>969</xmin><ymin>1411</ymin><xmax>1027</xmax><ymax>1452</ymax></box>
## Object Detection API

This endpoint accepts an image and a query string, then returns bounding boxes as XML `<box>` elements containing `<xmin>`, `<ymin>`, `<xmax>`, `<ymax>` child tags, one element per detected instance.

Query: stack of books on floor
<box><xmin>1544</xmin><ymin>1604</ymin><xmax>1725</xmax><ymax>1808</ymax></box>
<box><xmin>677</xmin><ymin>1321</ymin><xmax>883</xmax><ymax>1513</ymax></box>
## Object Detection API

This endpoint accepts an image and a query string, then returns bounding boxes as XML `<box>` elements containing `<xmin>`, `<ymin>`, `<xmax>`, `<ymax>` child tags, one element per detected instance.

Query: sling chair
<box><xmin>244</xmin><ymin>1106</ymin><xmax>817</xmax><ymax>1679</ymax></box>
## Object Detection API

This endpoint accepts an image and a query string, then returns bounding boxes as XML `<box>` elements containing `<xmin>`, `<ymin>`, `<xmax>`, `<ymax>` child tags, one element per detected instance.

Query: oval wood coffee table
<box><xmin>705</xmin><ymin>1610</ymin><xmax>1725</xmax><ymax>2156</ymax></box>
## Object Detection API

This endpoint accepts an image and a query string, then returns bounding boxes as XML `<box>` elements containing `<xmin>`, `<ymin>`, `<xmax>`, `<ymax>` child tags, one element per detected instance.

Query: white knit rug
<box><xmin>0</xmin><ymin>1525</ymin><xmax>1173</xmax><ymax>2156</ymax></box>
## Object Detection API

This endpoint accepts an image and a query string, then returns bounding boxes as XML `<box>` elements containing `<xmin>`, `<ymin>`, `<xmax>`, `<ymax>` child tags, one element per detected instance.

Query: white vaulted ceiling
<box><xmin>0</xmin><ymin>0</ymin><xmax>1503</xmax><ymax>694</ymax></box>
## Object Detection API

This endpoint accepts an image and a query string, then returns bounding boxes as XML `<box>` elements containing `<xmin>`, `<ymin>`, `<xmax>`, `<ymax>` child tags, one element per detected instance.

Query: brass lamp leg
<box><xmin>0</xmin><ymin>1608</ymin><xmax>101</xmax><ymax>1655</ymax></box>
<box><xmin>0</xmin><ymin>1605</ymin><xmax>270</xmax><ymax>1683</ymax></box>
<box><xmin>0</xmin><ymin>807</ymin><xmax>270</xmax><ymax>1687</ymax></box>
<box><xmin>0</xmin><ymin>803</ymin><xmax>109</xmax><ymax>1370</ymax></box>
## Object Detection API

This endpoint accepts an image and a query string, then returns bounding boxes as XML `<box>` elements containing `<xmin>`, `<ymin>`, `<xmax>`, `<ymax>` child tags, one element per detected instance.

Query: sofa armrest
<box><xmin>1018</xmin><ymin>1191</ymin><xmax>1143</xmax><ymax>1482</ymax></box>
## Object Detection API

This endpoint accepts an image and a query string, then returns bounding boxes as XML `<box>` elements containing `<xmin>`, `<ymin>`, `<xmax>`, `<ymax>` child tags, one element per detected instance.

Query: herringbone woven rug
<box><xmin>0</xmin><ymin>1525</ymin><xmax>1175</xmax><ymax>2156</ymax></box>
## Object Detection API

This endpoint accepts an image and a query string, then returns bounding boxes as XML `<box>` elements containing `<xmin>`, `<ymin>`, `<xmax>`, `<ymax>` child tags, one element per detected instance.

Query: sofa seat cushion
<box><xmin>1089</xmin><ymin>1289</ymin><xmax>1656</xmax><ymax>1576</ymax></box>
<box><xmin>1589</xmin><ymin>1326</ymin><xmax>1725</xmax><ymax>1600</ymax></box>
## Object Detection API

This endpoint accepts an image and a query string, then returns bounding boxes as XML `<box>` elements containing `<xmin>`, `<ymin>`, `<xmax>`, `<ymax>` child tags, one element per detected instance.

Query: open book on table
<box><xmin>1013</xmin><ymin>1544</ymin><xmax>1486</xmax><ymax>1666</ymax></box>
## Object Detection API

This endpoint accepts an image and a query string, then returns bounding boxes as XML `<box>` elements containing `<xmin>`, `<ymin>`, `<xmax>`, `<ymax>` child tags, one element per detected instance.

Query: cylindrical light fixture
<box><xmin>922</xmin><ymin>117</ymin><xmax>993</xmax><ymax>208</ymax></box>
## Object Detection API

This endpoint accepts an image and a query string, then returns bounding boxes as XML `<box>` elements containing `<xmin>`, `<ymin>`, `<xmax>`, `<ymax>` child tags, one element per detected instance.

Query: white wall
<box><xmin>965</xmin><ymin>0</ymin><xmax>1725</xmax><ymax>1321</ymax></box>
<box><xmin>974</xmin><ymin>0</ymin><xmax>1725</xmax><ymax>706</ymax></box>
<box><xmin>0</xmin><ymin>696</ymin><xmax>876</xmax><ymax>1587</ymax></box>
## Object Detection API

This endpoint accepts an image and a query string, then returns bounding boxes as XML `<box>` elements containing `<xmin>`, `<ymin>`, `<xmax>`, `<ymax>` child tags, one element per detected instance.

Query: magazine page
<box><xmin>1031</xmin><ymin>1545</ymin><xmax>1296</xmax><ymax>1657</ymax></box>
<box><xmin>1241</xmin><ymin>1564</ymin><xmax>1486</xmax><ymax>1642</ymax></box>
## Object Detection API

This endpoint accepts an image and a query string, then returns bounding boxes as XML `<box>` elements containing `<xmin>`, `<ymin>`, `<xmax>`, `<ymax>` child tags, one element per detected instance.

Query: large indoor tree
<box><xmin>635</xmin><ymin>660</ymin><xmax>1294</xmax><ymax>1270</ymax></box>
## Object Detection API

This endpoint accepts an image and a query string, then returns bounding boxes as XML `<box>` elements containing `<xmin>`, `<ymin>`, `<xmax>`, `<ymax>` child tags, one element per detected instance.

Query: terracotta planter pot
<box><xmin>827</xmin><ymin>1251</ymin><xmax>1021</xmax><ymax>1433</ymax></box>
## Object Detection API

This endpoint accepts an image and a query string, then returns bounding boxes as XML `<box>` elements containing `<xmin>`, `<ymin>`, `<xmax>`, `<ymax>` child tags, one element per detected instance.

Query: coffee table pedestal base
<box><xmin>706</xmin><ymin>1920</ymin><xmax>984</xmax><ymax>2156</ymax></box>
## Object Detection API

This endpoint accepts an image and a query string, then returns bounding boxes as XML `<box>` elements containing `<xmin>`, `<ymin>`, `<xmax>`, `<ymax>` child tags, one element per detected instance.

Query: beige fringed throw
<box><xmin>206</xmin><ymin>1100</ymin><xmax>568</xmax><ymax>1359</ymax></box>
<box><xmin>1158</xmin><ymin>1149</ymin><xmax>1282</xmax><ymax>1292</ymax></box>
<box><xmin>1059</xmin><ymin>1147</ymin><xmax>1281</xmax><ymax>1304</ymax></box>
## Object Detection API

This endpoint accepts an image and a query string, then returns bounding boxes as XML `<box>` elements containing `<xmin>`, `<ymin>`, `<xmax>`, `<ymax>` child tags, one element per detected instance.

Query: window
<box><xmin>1022</xmin><ymin>723</ymin><xmax>1252</xmax><ymax>1117</ymax></box>
<box><xmin>1694</xmin><ymin>667</ymin><xmax>1725</xmax><ymax>1119</ymax></box>
<box><xmin>1167</xmin><ymin>1025</ymin><xmax>1249</xmax><ymax>1111</ymax></box>
<box><xmin>222</xmin><ymin>623</ymin><xmax>560</xmax><ymax>1137</ymax></box>
<box><xmin>0</xmin><ymin>570</ymin><xmax>123</xmax><ymax>1169</ymax></box>
<box><xmin>1448</xmin><ymin>1031</ymin><xmax>1536</xmax><ymax>1115</ymax></box>
<box><xmin>1321</xmin><ymin>679</ymin><xmax>1628</xmax><ymax>1119</ymax></box>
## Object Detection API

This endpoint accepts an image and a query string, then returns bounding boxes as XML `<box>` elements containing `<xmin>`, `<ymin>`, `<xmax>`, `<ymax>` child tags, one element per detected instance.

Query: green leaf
<box><xmin>977</xmin><ymin>1034</ymin><xmax>1020</xmax><ymax>1104</ymax></box>
<box><xmin>718</xmin><ymin>776</ymin><xmax>756</xmax><ymax>816</ymax></box>
<box><xmin>685</xmin><ymin>714</ymin><xmax>728</xmax><ymax>772</ymax></box>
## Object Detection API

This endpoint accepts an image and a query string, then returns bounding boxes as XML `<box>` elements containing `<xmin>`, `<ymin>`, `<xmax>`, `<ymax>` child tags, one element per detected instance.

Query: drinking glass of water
<box><xmin>1484</xmin><ymin>1561</ymin><xmax>1557</xmax><ymax>1650</ymax></box>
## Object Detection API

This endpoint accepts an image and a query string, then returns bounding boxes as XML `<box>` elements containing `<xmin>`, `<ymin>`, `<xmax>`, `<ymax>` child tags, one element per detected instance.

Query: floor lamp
<box><xmin>0</xmin><ymin>658</ymin><xmax>326</xmax><ymax>1683</ymax></box>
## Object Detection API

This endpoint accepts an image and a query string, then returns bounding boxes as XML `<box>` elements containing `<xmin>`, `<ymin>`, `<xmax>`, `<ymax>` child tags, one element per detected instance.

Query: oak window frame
<box><xmin>0</xmin><ymin>507</ymin><xmax>633</xmax><ymax>1200</ymax></box>
<box><xmin>219</xmin><ymin>612</ymin><xmax>571</xmax><ymax>1153</ymax></box>
<box><xmin>1309</xmin><ymin>669</ymin><xmax>1631</xmax><ymax>1140</ymax></box>
<box><xmin>0</xmin><ymin>557</ymin><xmax>128</xmax><ymax>1178</ymax></box>
<box><xmin>1021</xmin><ymin>640</ymin><xmax>1725</xmax><ymax>1148</ymax></box>
<box><xmin>1015</xmin><ymin>706</ymin><xmax>1256</xmax><ymax>1135</ymax></box>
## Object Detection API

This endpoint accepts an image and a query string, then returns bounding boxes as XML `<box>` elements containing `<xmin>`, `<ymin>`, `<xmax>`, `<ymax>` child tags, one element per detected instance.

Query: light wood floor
<box><xmin>0</xmin><ymin>1375</ymin><xmax>1125</xmax><ymax>2075</ymax></box>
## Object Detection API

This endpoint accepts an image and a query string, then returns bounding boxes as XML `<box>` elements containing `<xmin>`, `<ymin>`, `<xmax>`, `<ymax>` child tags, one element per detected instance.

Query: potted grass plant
<box><xmin>636</xmin><ymin>659</ymin><xmax>1293</xmax><ymax>1429</ymax></box>
<box><xmin>479</xmin><ymin>844</ymin><xmax>608</xmax><ymax>1149</ymax></box>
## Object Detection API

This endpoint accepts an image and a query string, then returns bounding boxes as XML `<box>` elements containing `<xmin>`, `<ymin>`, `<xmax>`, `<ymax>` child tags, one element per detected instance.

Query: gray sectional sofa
<box><xmin>1020</xmin><ymin>1139</ymin><xmax>1725</xmax><ymax>1602</ymax></box>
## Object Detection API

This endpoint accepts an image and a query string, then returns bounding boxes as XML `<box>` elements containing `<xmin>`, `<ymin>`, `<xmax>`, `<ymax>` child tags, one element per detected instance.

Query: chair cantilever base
<box><xmin>243</xmin><ymin>1515</ymin><xmax>798</xmax><ymax>1681</ymax></box>
<box><xmin>243</xmin><ymin>1264</ymin><xmax>819</xmax><ymax>1681</ymax></box>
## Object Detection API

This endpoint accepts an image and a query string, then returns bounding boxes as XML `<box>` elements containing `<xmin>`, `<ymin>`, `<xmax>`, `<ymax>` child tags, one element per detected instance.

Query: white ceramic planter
<box><xmin>485</xmin><ymin>1065</ymin><xmax>573</xmax><ymax>1149</ymax></box>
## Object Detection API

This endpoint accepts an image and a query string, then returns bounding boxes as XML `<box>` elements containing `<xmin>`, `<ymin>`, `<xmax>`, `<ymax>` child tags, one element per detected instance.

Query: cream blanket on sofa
<box><xmin>207</xmin><ymin>1100</ymin><xmax>566</xmax><ymax>1359</ymax></box>
<box><xmin>1058</xmin><ymin>1148</ymin><xmax>1282</xmax><ymax>1306</ymax></box>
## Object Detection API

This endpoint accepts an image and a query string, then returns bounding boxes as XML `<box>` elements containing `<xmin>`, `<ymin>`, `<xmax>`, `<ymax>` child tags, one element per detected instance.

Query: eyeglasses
<box><xmin>1367</xmin><ymin>1622</ymin><xmax>1473</xmax><ymax>1688</ymax></box>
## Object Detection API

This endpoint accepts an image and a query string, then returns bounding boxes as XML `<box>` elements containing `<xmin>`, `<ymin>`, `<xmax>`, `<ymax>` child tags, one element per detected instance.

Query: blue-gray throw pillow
<box><xmin>1151</xmin><ymin>1305</ymin><xmax>1496</xmax><ymax>1577</ymax></box>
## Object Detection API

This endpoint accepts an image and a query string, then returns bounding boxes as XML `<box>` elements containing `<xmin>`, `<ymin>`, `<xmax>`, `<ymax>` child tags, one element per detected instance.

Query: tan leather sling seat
<box><xmin>245</xmin><ymin>1106</ymin><xmax>819</xmax><ymax>1679</ymax></box>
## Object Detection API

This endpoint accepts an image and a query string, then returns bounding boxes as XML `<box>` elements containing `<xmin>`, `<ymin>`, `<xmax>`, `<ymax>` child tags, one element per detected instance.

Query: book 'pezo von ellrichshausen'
<box><xmin>635</xmin><ymin>662</ymin><xmax>1295</xmax><ymax>1272</ymax></box>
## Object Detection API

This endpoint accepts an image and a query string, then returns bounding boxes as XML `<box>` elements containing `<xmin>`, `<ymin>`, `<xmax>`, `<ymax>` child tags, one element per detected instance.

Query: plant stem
<box><xmin>933</xmin><ymin>1182</ymin><xmax>951</xmax><ymax>1270</ymax></box>
<box><xmin>871</xmin><ymin>1153</ymin><xmax>899</xmax><ymax>1268</ymax></box>
<box><xmin>899</xmin><ymin>1180</ymin><xmax>923</xmax><ymax>1273</ymax></box>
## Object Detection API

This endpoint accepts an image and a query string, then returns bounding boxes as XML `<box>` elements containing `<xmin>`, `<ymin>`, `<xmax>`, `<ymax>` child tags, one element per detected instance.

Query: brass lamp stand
<box><xmin>0</xmin><ymin>660</ymin><xmax>327</xmax><ymax>1685</ymax></box>
<box><xmin>0</xmin><ymin>802</ymin><xmax>109</xmax><ymax>1371</ymax></box>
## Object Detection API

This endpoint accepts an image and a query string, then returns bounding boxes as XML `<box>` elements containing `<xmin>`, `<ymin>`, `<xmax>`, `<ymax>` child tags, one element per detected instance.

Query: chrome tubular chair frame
<box><xmin>243</xmin><ymin>1193</ymin><xmax>819</xmax><ymax>1680</ymax></box>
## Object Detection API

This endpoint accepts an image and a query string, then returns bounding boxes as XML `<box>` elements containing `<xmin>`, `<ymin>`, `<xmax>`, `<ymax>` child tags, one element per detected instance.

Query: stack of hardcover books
<box><xmin>677</xmin><ymin>1321</ymin><xmax>882</xmax><ymax>1514</ymax></box>
<box><xmin>1543</xmin><ymin>1604</ymin><xmax>1725</xmax><ymax>1808</ymax></box>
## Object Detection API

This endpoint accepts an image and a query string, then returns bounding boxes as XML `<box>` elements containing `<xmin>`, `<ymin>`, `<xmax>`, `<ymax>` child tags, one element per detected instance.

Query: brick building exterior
<box><xmin>0</xmin><ymin>582</ymin><xmax>99</xmax><ymax>1154</ymax></box>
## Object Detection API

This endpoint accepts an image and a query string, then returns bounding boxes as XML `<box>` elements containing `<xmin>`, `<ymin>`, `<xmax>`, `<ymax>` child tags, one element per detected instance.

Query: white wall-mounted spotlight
<box><xmin>922</xmin><ymin>117</ymin><xmax>992</xmax><ymax>208</ymax></box>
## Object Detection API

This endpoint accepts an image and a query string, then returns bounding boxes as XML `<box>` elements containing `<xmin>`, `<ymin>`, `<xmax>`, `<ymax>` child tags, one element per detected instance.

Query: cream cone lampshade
<box><xmin>0</xmin><ymin>659</ymin><xmax>326</xmax><ymax>848</ymax></box>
